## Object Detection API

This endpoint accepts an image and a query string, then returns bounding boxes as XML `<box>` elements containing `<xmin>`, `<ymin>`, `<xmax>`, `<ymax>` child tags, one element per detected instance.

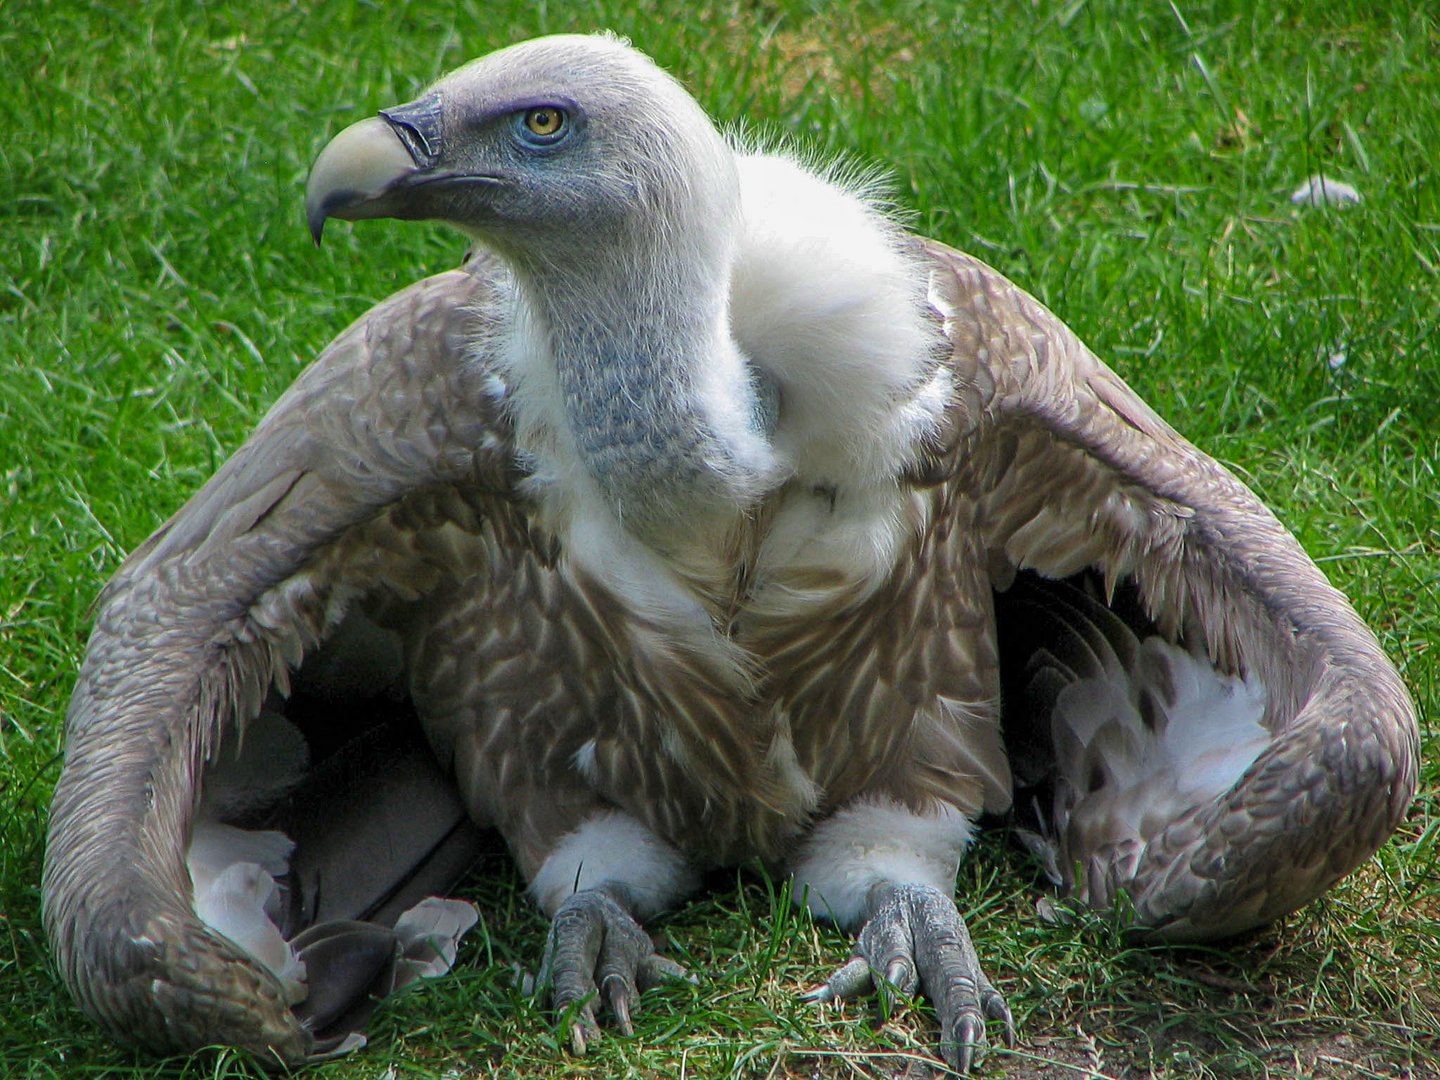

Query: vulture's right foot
<box><xmin>803</xmin><ymin>883</ymin><xmax>1014</xmax><ymax>1073</ymax></box>
<box><xmin>538</xmin><ymin>887</ymin><xmax>691</xmax><ymax>1053</ymax></box>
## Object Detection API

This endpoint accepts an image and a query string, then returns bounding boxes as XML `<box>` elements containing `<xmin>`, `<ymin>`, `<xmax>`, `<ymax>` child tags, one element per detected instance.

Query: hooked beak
<box><xmin>304</xmin><ymin>94</ymin><xmax>501</xmax><ymax>245</ymax></box>
<box><xmin>305</xmin><ymin>117</ymin><xmax>417</xmax><ymax>245</ymax></box>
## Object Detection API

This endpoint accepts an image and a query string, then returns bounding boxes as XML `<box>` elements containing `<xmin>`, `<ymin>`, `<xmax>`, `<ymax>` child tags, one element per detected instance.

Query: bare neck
<box><xmin>519</xmin><ymin>237</ymin><xmax>781</xmax><ymax>535</ymax></box>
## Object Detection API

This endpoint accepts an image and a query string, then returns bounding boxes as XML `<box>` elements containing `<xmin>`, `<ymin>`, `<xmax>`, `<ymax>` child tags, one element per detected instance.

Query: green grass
<box><xmin>3</xmin><ymin>0</ymin><xmax>1437</xmax><ymax>1077</ymax></box>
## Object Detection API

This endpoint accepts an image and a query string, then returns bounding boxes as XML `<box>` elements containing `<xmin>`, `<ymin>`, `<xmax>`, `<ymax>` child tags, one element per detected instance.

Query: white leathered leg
<box><xmin>793</xmin><ymin>797</ymin><xmax>1013</xmax><ymax>1074</ymax></box>
<box><xmin>530</xmin><ymin>811</ymin><xmax>699</xmax><ymax>1053</ymax></box>
<box><xmin>530</xmin><ymin>809</ymin><xmax>699</xmax><ymax>920</ymax></box>
<box><xmin>790</xmin><ymin>796</ymin><xmax>975</xmax><ymax>928</ymax></box>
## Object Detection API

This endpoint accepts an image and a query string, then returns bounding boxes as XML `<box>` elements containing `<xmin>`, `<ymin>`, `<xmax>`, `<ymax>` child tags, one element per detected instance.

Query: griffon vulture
<box><xmin>43</xmin><ymin>32</ymin><xmax>1417</xmax><ymax>1072</ymax></box>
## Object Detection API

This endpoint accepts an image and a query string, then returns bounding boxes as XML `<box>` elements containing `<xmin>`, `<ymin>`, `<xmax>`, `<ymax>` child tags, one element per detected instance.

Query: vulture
<box><xmin>43</xmin><ymin>32</ymin><xmax>1417</xmax><ymax>1073</ymax></box>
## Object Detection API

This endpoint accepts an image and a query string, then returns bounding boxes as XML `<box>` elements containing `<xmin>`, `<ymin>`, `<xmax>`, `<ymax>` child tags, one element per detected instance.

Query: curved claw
<box><xmin>536</xmin><ymin>887</ymin><xmax>689</xmax><ymax>1052</ymax></box>
<box><xmin>804</xmin><ymin>882</ymin><xmax>1013</xmax><ymax>1073</ymax></box>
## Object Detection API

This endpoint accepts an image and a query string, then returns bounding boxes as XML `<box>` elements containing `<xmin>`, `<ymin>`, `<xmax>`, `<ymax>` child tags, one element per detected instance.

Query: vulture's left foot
<box><xmin>538</xmin><ymin>887</ymin><xmax>691</xmax><ymax>1053</ymax></box>
<box><xmin>803</xmin><ymin>883</ymin><xmax>1014</xmax><ymax>1073</ymax></box>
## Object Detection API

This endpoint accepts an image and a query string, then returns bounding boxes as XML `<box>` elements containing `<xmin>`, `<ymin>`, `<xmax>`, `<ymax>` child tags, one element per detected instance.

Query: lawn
<box><xmin>2</xmin><ymin>1</ymin><xmax>1437</xmax><ymax>1077</ymax></box>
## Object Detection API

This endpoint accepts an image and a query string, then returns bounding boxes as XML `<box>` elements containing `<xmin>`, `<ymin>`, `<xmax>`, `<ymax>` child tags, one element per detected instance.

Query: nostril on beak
<box><xmin>379</xmin><ymin>93</ymin><xmax>445</xmax><ymax>168</ymax></box>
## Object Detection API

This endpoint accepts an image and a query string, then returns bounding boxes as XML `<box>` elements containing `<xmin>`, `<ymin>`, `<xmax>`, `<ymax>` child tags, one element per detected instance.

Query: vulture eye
<box><xmin>519</xmin><ymin>106</ymin><xmax>567</xmax><ymax>142</ymax></box>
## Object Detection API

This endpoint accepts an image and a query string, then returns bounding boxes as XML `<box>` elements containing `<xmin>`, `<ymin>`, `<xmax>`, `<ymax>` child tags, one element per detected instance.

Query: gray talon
<box><xmin>568</xmin><ymin>1019</ymin><xmax>590</xmax><ymax>1055</ymax></box>
<box><xmin>539</xmin><ymin>887</ymin><xmax>686</xmax><ymax>1051</ymax></box>
<box><xmin>884</xmin><ymin>957</ymin><xmax>917</xmax><ymax>995</ymax></box>
<box><xmin>805</xmin><ymin>882</ymin><xmax>1010</xmax><ymax>1073</ymax></box>
<box><xmin>602</xmin><ymin>973</ymin><xmax>634</xmax><ymax>1035</ymax></box>
<box><xmin>947</xmin><ymin>1012</ymin><xmax>984</xmax><ymax>1072</ymax></box>
<box><xmin>985</xmin><ymin>989</ymin><xmax>1016</xmax><ymax>1046</ymax></box>
<box><xmin>801</xmin><ymin>954</ymin><xmax>869</xmax><ymax>1004</ymax></box>
<box><xmin>637</xmin><ymin>953</ymin><xmax>694</xmax><ymax>989</ymax></box>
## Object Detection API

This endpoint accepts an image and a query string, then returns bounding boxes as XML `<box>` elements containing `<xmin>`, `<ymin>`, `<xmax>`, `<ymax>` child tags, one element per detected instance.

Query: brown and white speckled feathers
<box><xmin>42</xmin><ymin>42</ymin><xmax>1416</xmax><ymax>1065</ymax></box>
<box><xmin>923</xmin><ymin>241</ymin><xmax>1416</xmax><ymax>938</ymax></box>
<box><xmin>43</xmin><ymin>265</ymin><xmax>516</xmax><ymax>1059</ymax></box>
<box><xmin>46</xmin><ymin>237</ymin><xmax>1418</xmax><ymax>1061</ymax></box>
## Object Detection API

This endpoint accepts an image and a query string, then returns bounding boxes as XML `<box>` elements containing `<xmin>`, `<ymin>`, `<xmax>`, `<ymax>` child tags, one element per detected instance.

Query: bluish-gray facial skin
<box><xmin>375</xmin><ymin>90</ymin><xmax>609</xmax><ymax>233</ymax></box>
<box><xmin>326</xmin><ymin>69</ymin><xmax>698</xmax><ymax>252</ymax></box>
<box><xmin>311</xmin><ymin>34</ymin><xmax>746</xmax><ymax>268</ymax></box>
<box><xmin>308</xmin><ymin>38</ymin><xmax>773</xmax><ymax>531</ymax></box>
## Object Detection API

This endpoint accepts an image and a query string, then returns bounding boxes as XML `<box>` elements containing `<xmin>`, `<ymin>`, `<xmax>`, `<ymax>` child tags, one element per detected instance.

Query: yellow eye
<box><xmin>524</xmin><ymin>107</ymin><xmax>565</xmax><ymax>137</ymax></box>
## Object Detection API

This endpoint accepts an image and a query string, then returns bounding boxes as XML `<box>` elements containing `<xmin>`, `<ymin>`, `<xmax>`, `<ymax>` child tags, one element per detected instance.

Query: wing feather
<box><xmin>43</xmin><ymin>264</ymin><xmax>522</xmax><ymax>1059</ymax></box>
<box><xmin>925</xmin><ymin>239</ymin><xmax>1417</xmax><ymax>938</ymax></box>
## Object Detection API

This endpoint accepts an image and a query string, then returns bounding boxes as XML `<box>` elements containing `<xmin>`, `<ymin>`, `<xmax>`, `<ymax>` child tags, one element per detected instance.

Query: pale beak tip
<box><xmin>304</xmin><ymin>116</ymin><xmax>418</xmax><ymax>246</ymax></box>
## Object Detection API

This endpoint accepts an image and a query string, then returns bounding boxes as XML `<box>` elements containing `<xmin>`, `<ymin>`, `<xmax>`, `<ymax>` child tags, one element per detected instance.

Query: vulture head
<box><xmin>307</xmin><ymin>33</ymin><xmax>739</xmax><ymax>268</ymax></box>
<box><xmin>44</xmin><ymin>30</ymin><xmax>1415</xmax><ymax>1075</ymax></box>
<box><xmin>310</xmin><ymin>33</ymin><xmax>779</xmax><ymax>535</ymax></box>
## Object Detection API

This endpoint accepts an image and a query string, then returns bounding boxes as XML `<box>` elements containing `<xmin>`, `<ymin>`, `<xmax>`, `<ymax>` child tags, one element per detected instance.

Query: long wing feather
<box><xmin>42</xmin><ymin>264</ymin><xmax>518</xmax><ymax>1060</ymax></box>
<box><xmin>925</xmin><ymin>240</ymin><xmax>1417</xmax><ymax>940</ymax></box>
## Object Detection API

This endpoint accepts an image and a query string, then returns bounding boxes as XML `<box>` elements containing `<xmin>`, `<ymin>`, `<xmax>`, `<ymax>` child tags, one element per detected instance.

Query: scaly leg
<box><xmin>791</xmin><ymin>797</ymin><xmax>1013</xmax><ymax>1072</ymax></box>
<box><xmin>528</xmin><ymin>810</ymin><xmax>698</xmax><ymax>1051</ymax></box>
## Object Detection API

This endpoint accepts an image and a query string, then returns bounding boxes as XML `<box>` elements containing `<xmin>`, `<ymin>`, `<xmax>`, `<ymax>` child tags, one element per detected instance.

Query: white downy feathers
<box><xmin>1054</xmin><ymin>635</ymin><xmax>1269</xmax><ymax>846</ymax></box>
<box><xmin>530</xmin><ymin>810</ymin><xmax>701</xmax><ymax>920</ymax></box>
<box><xmin>790</xmin><ymin>797</ymin><xmax>975</xmax><ymax>929</ymax></box>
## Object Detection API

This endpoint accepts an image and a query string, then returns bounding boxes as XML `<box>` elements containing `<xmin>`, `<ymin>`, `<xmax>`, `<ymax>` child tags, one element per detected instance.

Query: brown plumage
<box><xmin>43</xmin><ymin>33</ymin><xmax>1416</xmax><ymax>1072</ymax></box>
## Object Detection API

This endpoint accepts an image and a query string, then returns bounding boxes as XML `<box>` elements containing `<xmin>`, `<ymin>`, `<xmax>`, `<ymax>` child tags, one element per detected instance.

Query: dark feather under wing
<box><xmin>41</xmin><ymin>212</ymin><xmax>1418</xmax><ymax>1067</ymax></box>
<box><xmin>43</xmin><ymin>264</ymin><xmax>523</xmax><ymax>1060</ymax></box>
<box><xmin>924</xmin><ymin>240</ymin><xmax>1416</xmax><ymax>939</ymax></box>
